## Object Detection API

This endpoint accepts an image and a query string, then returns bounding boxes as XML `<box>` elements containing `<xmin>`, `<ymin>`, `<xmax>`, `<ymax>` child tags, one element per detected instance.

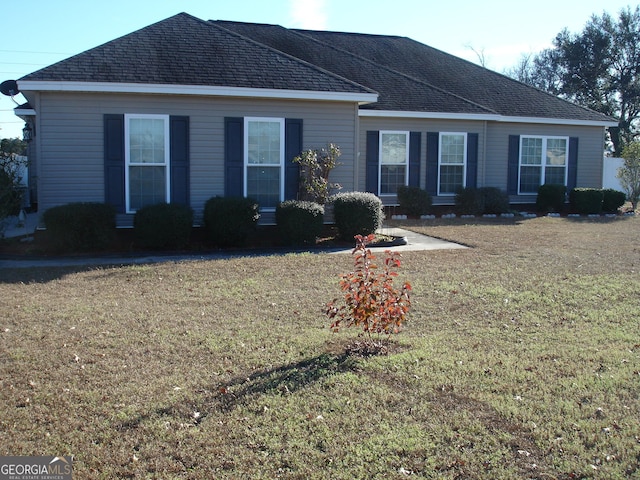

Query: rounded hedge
<box><xmin>602</xmin><ymin>189</ymin><xmax>626</xmax><ymax>213</ymax></box>
<box><xmin>203</xmin><ymin>196</ymin><xmax>260</xmax><ymax>247</ymax></box>
<box><xmin>331</xmin><ymin>192</ymin><xmax>384</xmax><ymax>240</ymax></box>
<box><xmin>397</xmin><ymin>186</ymin><xmax>432</xmax><ymax>217</ymax></box>
<box><xmin>42</xmin><ymin>202</ymin><xmax>116</xmax><ymax>252</ymax></box>
<box><xmin>134</xmin><ymin>202</ymin><xmax>194</xmax><ymax>249</ymax></box>
<box><xmin>481</xmin><ymin>187</ymin><xmax>510</xmax><ymax>214</ymax></box>
<box><xmin>455</xmin><ymin>187</ymin><xmax>485</xmax><ymax>216</ymax></box>
<box><xmin>276</xmin><ymin>200</ymin><xmax>324</xmax><ymax>245</ymax></box>
<box><xmin>536</xmin><ymin>184</ymin><xmax>567</xmax><ymax>213</ymax></box>
<box><xmin>569</xmin><ymin>188</ymin><xmax>604</xmax><ymax>215</ymax></box>
<box><xmin>455</xmin><ymin>187</ymin><xmax>510</xmax><ymax>216</ymax></box>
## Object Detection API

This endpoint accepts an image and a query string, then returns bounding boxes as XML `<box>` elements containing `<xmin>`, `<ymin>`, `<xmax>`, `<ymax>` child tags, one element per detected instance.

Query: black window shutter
<box><xmin>408</xmin><ymin>132</ymin><xmax>421</xmax><ymax>187</ymax></box>
<box><xmin>466</xmin><ymin>133</ymin><xmax>479</xmax><ymax>188</ymax></box>
<box><xmin>365</xmin><ymin>131</ymin><xmax>379</xmax><ymax>194</ymax></box>
<box><xmin>507</xmin><ymin>135</ymin><xmax>520</xmax><ymax>195</ymax></box>
<box><xmin>285</xmin><ymin>119</ymin><xmax>303</xmax><ymax>200</ymax></box>
<box><xmin>170</xmin><ymin>116</ymin><xmax>190</xmax><ymax>206</ymax></box>
<box><xmin>104</xmin><ymin>114</ymin><xmax>125</xmax><ymax>213</ymax></box>
<box><xmin>425</xmin><ymin>132</ymin><xmax>439</xmax><ymax>195</ymax></box>
<box><xmin>567</xmin><ymin>137</ymin><xmax>579</xmax><ymax>191</ymax></box>
<box><xmin>225</xmin><ymin>117</ymin><xmax>244</xmax><ymax>197</ymax></box>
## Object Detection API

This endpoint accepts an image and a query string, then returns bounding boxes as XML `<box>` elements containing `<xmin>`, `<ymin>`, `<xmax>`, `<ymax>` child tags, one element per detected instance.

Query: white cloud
<box><xmin>288</xmin><ymin>0</ymin><xmax>328</xmax><ymax>30</ymax></box>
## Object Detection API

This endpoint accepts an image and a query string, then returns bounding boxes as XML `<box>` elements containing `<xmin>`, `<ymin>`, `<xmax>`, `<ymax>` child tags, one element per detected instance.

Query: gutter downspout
<box><xmin>354</xmin><ymin>103</ymin><xmax>360</xmax><ymax>191</ymax></box>
<box><xmin>482</xmin><ymin>120</ymin><xmax>487</xmax><ymax>187</ymax></box>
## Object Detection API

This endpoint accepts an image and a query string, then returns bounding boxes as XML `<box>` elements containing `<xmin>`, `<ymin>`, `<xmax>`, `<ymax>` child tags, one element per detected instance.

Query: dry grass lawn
<box><xmin>0</xmin><ymin>216</ymin><xmax>638</xmax><ymax>479</ymax></box>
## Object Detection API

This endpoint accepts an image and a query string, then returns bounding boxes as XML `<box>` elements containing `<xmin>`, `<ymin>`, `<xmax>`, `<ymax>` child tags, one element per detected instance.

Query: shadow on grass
<box><xmin>216</xmin><ymin>352</ymin><xmax>355</xmax><ymax>411</ymax></box>
<box><xmin>0</xmin><ymin>265</ymin><xmax>102</xmax><ymax>285</ymax></box>
<box><xmin>115</xmin><ymin>352</ymin><xmax>356</xmax><ymax>431</ymax></box>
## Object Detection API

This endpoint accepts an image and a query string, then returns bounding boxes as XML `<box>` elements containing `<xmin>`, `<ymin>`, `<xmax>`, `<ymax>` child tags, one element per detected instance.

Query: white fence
<box><xmin>602</xmin><ymin>157</ymin><xmax>624</xmax><ymax>191</ymax></box>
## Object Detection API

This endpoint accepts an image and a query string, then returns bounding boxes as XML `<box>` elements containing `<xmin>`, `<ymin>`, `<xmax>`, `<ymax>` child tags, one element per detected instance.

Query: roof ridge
<box><xmin>288</xmin><ymin>27</ymin><xmax>498</xmax><ymax>115</ymax></box>
<box><xmin>397</xmin><ymin>35</ymin><xmax>618</xmax><ymax>122</ymax></box>
<box><xmin>209</xmin><ymin>21</ymin><xmax>377</xmax><ymax>96</ymax></box>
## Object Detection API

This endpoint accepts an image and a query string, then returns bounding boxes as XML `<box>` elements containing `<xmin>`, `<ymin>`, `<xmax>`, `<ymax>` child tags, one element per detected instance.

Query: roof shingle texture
<box><xmin>291</xmin><ymin>28</ymin><xmax>613</xmax><ymax>121</ymax></box>
<box><xmin>20</xmin><ymin>13</ymin><xmax>372</xmax><ymax>95</ymax></box>
<box><xmin>214</xmin><ymin>21</ymin><xmax>492</xmax><ymax>114</ymax></box>
<box><xmin>20</xmin><ymin>13</ymin><xmax>614</xmax><ymax>122</ymax></box>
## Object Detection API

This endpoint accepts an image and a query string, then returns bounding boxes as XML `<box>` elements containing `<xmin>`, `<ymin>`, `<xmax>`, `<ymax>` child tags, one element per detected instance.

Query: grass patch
<box><xmin>0</xmin><ymin>217</ymin><xmax>639</xmax><ymax>478</ymax></box>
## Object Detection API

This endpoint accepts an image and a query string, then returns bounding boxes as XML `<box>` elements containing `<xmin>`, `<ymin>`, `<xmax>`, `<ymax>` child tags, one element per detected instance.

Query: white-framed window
<box><xmin>125</xmin><ymin>114</ymin><xmax>170</xmax><ymax>213</ymax></box>
<box><xmin>519</xmin><ymin>136</ymin><xmax>568</xmax><ymax>194</ymax></box>
<box><xmin>244</xmin><ymin>117</ymin><xmax>285</xmax><ymax>209</ymax></box>
<box><xmin>438</xmin><ymin>132</ymin><xmax>467</xmax><ymax>195</ymax></box>
<box><xmin>379</xmin><ymin>131</ymin><xmax>409</xmax><ymax>195</ymax></box>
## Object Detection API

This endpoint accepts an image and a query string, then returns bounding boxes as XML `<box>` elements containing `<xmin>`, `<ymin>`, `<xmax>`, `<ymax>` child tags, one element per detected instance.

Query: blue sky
<box><xmin>1</xmin><ymin>0</ymin><xmax>635</xmax><ymax>138</ymax></box>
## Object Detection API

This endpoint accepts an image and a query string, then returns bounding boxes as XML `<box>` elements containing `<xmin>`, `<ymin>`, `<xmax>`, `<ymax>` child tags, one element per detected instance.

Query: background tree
<box><xmin>505</xmin><ymin>6</ymin><xmax>640</xmax><ymax>156</ymax></box>
<box><xmin>617</xmin><ymin>140</ymin><xmax>640</xmax><ymax>211</ymax></box>
<box><xmin>0</xmin><ymin>137</ymin><xmax>28</xmax><ymax>222</ymax></box>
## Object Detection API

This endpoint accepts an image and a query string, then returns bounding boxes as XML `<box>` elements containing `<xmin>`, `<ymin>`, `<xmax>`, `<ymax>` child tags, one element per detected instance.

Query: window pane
<box><xmin>247</xmin><ymin>166</ymin><xmax>280</xmax><ymax>208</ymax></box>
<box><xmin>521</xmin><ymin>138</ymin><xmax>542</xmax><ymax>165</ymax></box>
<box><xmin>520</xmin><ymin>166</ymin><xmax>541</xmax><ymax>194</ymax></box>
<box><xmin>248</xmin><ymin>121</ymin><xmax>281</xmax><ymax>165</ymax></box>
<box><xmin>546</xmin><ymin>138</ymin><xmax>567</xmax><ymax>166</ymax></box>
<box><xmin>439</xmin><ymin>165</ymin><xmax>464</xmax><ymax>194</ymax></box>
<box><xmin>129</xmin><ymin>165</ymin><xmax>166</xmax><ymax>211</ymax></box>
<box><xmin>380</xmin><ymin>165</ymin><xmax>406</xmax><ymax>195</ymax></box>
<box><xmin>545</xmin><ymin>166</ymin><xmax>566</xmax><ymax>185</ymax></box>
<box><xmin>381</xmin><ymin>133</ymin><xmax>407</xmax><ymax>165</ymax></box>
<box><xmin>440</xmin><ymin>135</ymin><xmax>465</xmax><ymax>164</ymax></box>
<box><xmin>129</xmin><ymin>118</ymin><xmax>166</xmax><ymax>164</ymax></box>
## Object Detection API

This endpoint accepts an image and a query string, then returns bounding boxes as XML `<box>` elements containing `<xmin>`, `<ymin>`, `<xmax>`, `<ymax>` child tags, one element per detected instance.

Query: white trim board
<box><xmin>17</xmin><ymin>80</ymin><xmax>378</xmax><ymax>104</ymax></box>
<box><xmin>359</xmin><ymin>109</ymin><xmax>618</xmax><ymax>128</ymax></box>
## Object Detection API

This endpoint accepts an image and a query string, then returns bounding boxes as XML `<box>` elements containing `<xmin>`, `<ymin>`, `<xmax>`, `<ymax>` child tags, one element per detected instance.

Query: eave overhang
<box><xmin>17</xmin><ymin>80</ymin><xmax>378</xmax><ymax>105</ymax></box>
<box><xmin>359</xmin><ymin>109</ymin><xmax>618</xmax><ymax>128</ymax></box>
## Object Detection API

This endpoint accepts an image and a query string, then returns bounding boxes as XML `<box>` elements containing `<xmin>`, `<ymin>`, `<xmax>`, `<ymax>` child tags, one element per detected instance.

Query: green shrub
<box><xmin>602</xmin><ymin>189</ymin><xmax>626</xmax><ymax>213</ymax></box>
<box><xmin>454</xmin><ymin>187</ymin><xmax>510</xmax><ymax>216</ymax></box>
<box><xmin>536</xmin><ymin>184</ymin><xmax>567</xmax><ymax>213</ymax></box>
<box><xmin>203</xmin><ymin>196</ymin><xmax>259</xmax><ymax>247</ymax></box>
<box><xmin>42</xmin><ymin>202</ymin><xmax>116</xmax><ymax>252</ymax></box>
<box><xmin>0</xmin><ymin>169</ymin><xmax>23</xmax><ymax>219</ymax></box>
<box><xmin>396</xmin><ymin>186</ymin><xmax>432</xmax><ymax>217</ymax></box>
<box><xmin>569</xmin><ymin>188</ymin><xmax>604</xmax><ymax>215</ymax></box>
<box><xmin>481</xmin><ymin>187</ymin><xmax>510</xmax><ymax>214</ymax></box>
<box><xmin>276</xmin><ymin>200</ymin><xmax>324</xmax><ymax>245</ymax></box>
<box><xmin>134</xmin><ymin>203</ymin><xmax>194</xmax><ymax>249</ymax></box>
<box><xmin>331</xmin><ymin>192</ymin><xmax>384</xmax><ymax>240</ymax></box>
<box><xmin>455</xmin><ymin>187</ymin><xmax>484</xmax><ymax>215</ymax></box>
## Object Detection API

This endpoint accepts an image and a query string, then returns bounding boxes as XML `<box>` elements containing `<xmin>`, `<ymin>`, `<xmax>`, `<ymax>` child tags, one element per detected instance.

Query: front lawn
<box><xmin>0</xmin><ymin>216</ymin><xmax>638</xmax><ymax>479</ymax></box>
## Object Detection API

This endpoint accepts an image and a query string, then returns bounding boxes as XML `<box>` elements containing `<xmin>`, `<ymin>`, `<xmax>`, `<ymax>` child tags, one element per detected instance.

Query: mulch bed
<box><xmin>0</xmin><ymin>225</ymin><xmax>397</xmax><ymax>258</ymax></box>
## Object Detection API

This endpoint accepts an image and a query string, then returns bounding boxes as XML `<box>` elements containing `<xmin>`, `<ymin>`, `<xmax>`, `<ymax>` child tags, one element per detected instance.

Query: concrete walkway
<box><xmin>0</xmin><ymin>223</ymin><xmax>465</xmax><ymax>269</ymax></box>
<box><xmin>369</xmin><ymin>226</ymin><xmax>467</xmax><ymax>254</ymax></box>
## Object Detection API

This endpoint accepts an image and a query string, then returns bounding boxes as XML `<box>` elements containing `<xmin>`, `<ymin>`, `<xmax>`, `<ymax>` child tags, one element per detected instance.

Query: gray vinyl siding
<box><xmin>360</xmin><ymin>116</ymin><xmax>607</xmax><ymax>205</ymax></box>
<box><xmin>485</xmin><ymin>122</ymin><xmax>607</xmax><ymax>201</ymax></box>
<box><xmin>359</xmin><ymin>117</ymin><xmax>485</xmax><ymax>204</ymax></box>
<box><xmin>31</xmin><ymin>90</ymin><xmax>609</xmax><ymax>223</ymax></box>
<box><xmin>32</xmin><ymin>92</ymin><xmax>358</xmax><ymax>223</ymax></box>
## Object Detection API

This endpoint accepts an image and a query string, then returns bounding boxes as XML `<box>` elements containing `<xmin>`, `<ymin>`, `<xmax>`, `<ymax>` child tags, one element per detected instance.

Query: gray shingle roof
<box><xmin>19</xmin><ymin>13</ymin><xmax>374</xmax><ymax>96</ymax></box>
<box><xmin>214</xmin><ymin>21</ymin><xmax>493</xmax><ymax>115</ymax></box>
<box><xmin>293</xmin><ymin>29</ymin><xmax>612</xmax><ymax>121</ymax></box>
<box><xmin>19</xmin><ymin>13</ymin><xmax>615</xmax><ymax>123</ymax></box>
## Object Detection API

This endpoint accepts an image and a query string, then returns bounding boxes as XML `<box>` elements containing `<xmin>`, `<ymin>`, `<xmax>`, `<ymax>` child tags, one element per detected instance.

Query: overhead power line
<box><xmin>0</xmin><ymin>49</ymin><xmax>72</xmax><ymax>55</ymax></box>
<box><xmin>0</xmin><ymin>61</ymin><xmax>50</xmax><ymax>66</ymax></box>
